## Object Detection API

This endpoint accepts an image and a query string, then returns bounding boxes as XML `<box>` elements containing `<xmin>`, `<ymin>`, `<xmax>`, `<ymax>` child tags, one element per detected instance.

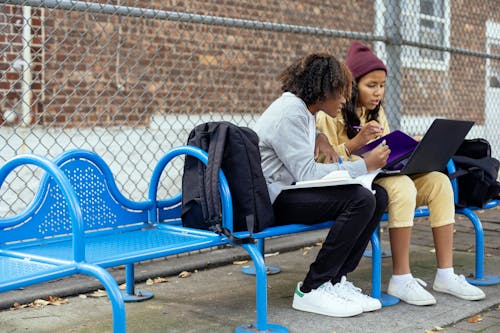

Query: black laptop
<box><xmin>381</xmin><ymin>119</ymin><xmax>474</xmax><ymax>175</ymax></box>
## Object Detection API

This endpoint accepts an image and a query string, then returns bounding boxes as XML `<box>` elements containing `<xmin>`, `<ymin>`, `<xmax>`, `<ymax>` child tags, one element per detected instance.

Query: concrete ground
<box><xmin>1</xmin><ymin>208</ymin><xmax>500</xmax><ymax>333</ymax></box>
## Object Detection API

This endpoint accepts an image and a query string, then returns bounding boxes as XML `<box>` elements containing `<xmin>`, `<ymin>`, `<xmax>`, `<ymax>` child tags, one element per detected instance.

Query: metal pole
<box><xmin>384</xmin><ymin>0</ymin><xmax>402</xmax><ymax>131</ymax></box>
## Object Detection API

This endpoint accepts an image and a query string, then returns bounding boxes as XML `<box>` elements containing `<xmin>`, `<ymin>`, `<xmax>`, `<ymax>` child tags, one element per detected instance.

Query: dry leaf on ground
<box><xmin>119</xmin><ymin>283</ymin><xmax>126</xmax><ymax>290</ymax></box>
<box><xmin>264</xmin><ymin>251</ymin><xmax>279</xmax><ymax>257</ymax></box>
<box><xmin>10</xmin><ymin>302</ymin><xmax>28</xmax><ymax>310</ymax></box>
<box><xmin>146</xmin><ymin>278</ymin><xmax>154</xmax><ymax>286</ymax></box>
<box><xmin>43</xmin><ymin>296</ymin><xmax>68</xmax><ymax>306</ymax></box>
<box><xmin>10</xmin><ymin>296</ymin><xmax>68</xmax><ymax>310</ymax></box>
<box><xmin>466</xmin><ymin>314</ymin><xmax>483</xmax><ymax>323</ymax></box>
<box><xmin>88</xmin><ymin>289</ymin><xmax>108</xmax><ymax>298</ymax></box>
<box><xmin>153</xmin><ymin>277</ymin><xmax>168</xmax><ymax>284</ymax></box>
<box><xmin>178</xmin><ymin>271</ymin><xmax>192</xmax><ymax>278</ymax></box>
<box><xmin>233</xmin><ymin>260</ymin><xmax>248</xmax><ymax>265</ymax></box>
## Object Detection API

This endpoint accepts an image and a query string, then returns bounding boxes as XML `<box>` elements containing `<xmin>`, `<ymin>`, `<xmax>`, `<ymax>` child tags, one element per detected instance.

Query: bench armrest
<box><xmin>148</xmin><ymin>145</ymin><xmax>235</xmax><ymax>233</ymax></box>
<box><xmin>0</xmin><ymin>154</ymin><xmax>86</xmax><ymax>261</ymax></box>
<box><xmin>446</xmin><ymin>159</ymin><xmax>459</xmax><ymax>205</ymax></box>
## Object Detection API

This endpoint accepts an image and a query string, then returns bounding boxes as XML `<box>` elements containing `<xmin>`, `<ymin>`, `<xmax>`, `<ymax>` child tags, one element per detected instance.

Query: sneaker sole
<box><xmin>362</xmin><ymin>303</ymin><xmax>382</xmax><ymax>312</ymax></box>
<box><xmin>433</xmin><ymin>286</ymin><xmax>486</xmax><ymax>301</ymax></box>
<box><xmin>292</xmin><ymin>300</ymin><xmax>362</xmax><ymax>318</ymax></box>
<box><xmin>387</xmin><ymin>291</ymin><xmax>436</xmax><ymax>306</ymax></box>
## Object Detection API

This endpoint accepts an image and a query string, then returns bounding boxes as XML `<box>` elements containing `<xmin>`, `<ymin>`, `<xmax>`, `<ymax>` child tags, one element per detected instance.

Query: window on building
<box><xmin>375</xmin><ymin>0</ymin><xmax>450</xmax><ymax>70</ymax></box>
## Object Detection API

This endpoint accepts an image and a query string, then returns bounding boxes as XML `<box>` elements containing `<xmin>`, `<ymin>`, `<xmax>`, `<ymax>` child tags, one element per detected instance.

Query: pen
<box><xmin>352</xmin><ymin>126</ymin><xmax>384</xmax><ymax>130</ymax></box>
<box><xmin>338</xmin><ymin>156</ymin><xmax>343</xmax><ymax>164</ymax></box>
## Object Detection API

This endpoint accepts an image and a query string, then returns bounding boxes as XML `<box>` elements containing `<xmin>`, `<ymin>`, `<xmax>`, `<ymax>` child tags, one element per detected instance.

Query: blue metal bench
<box><xmin>0</xmin><ymin>154</ymin><xmax>126</xmax><ymax>333</ymax></box>
<box><xmin>0</xmin><ymin>148</ymin><xmax>232</xmax><ymax>333</ymax></box>
<box><xmin>2</xmin><ymin>147</ymin><xmax>318</xmax><ymax>333</ymax></box>
<box><xmin>1</xmin><ymin>147</ymin><xmax>498</xmax><ymax>333</ymax></box>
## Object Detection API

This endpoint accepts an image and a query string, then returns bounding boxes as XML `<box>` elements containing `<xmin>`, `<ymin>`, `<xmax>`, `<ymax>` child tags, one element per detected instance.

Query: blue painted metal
<box><xmin>236</xmin><ymin>323</ymin><xmax>289</xmax><ymax>333</ymax></box>
<box><xmin>77</xmin><ymin>263</ymin><xmax>126</xmax><ymax>333</ymax></box>
<box><xmin>241</xmin><ymin>239</ymin><xmax>281</xmax><ymax>275</ymax></box>
<box><xmin>241</xmin><ymin>265</ymin><xmax>281</xmax><ymax>275</ymax></box>
<box><xmin>0</xmin><ymin>154</ymin><xmax>85</xmax><ymax>262</ymax></box>
<box><xmin>3</xmin><ymin>150</ymin><xmax>499</xmax><ymax>333</ymax></box>
<box><xmin>457</xmin><ymin>205</ymin><xmax>500</xmax><ymax>285</ymax></box>
<box><xmin>370</xmin><ymin>227</ymin><xmax>399</xmax><ymax>306</ymax></box>
<box><xmin>238</xmin><ymin>243</ymin><xmax>288</xmax><ymax>332</ymax></box>
<box><xmin>121</xmin><ymin>263</ymin><xmax>154</xmax><ymax>302</ymax></box>
<box><xmin>446</xmin><ymin>159</ymin><xmax>500</xmax><ymax>285</ymax></box>
<box><xmin>149</xmin><ymin>146</ymin><xmax>234</xmax><ymax>231</ymax></box>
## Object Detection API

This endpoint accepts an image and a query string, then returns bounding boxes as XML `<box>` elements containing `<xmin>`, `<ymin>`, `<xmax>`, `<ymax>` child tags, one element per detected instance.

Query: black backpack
<box><xmin>181</xmin><ymin>121</ymin><xmax>274</xmax><ymax>239</ymax></box>
<box><xmin>449</xmin><ymin>138</ymin><xmax>500</xmax><ymax>208</ymax></box>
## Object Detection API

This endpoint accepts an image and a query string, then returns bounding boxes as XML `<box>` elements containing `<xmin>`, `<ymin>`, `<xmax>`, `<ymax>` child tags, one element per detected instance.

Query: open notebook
<box><xmin>282</xmin><ymin>170</ymin><xmax>379</xmax><ymax>192</ymax></box>
<box><xmin>352</xmin><ymin>130</ymin><xmax>418</xmax><ymax>166</ymax></box>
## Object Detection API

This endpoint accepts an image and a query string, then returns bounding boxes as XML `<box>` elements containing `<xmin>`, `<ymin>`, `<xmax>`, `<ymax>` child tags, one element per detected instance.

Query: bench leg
<box><xmin>364</xmin><ymin>215</ymin><xmax>391</xmax><ymax>258</ymax></box>
<box><xmin>235</xmin><ymin>243</ymin><xmax>288</xmax><ymax>333</ymax></box>
<box><xmin>370</xmin><ymin>226</ymin><xmax>399</xmax><ymax>307</ymax></box>
<box><xmin>241</xmin><ymin>239</ymin><xmax>281</xmax><ymax>276</ymax></box>
<box><xmin>458</xmin><ymin>208</ymin><xmax>500</xmax><ymax>286</ymax></box>
<box><xmin>121</xmin><ymin>263</ymin><xmax>154</xmax><ymax>302</ymax></box>
<box><xmin>77</xmin><ymin>263</ymin><xmax>127</xmax><ymax>333</ymax></box>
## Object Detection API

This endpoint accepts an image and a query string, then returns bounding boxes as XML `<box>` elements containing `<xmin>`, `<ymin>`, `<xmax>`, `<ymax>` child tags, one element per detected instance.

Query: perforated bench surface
<box><xmin>4</xmin><ymin>228</ymin><xmax>224</xmax><ymax>265</ymax></box>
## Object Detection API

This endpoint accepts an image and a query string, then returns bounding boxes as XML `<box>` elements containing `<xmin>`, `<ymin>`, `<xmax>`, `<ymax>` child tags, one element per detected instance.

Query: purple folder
<box><xmin>352</xmin><ymin>130</ymin><xmax>419</xmax><ymax>166</ymax></box>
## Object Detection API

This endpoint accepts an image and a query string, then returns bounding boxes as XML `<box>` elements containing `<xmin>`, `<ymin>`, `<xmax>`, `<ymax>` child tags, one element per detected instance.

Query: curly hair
<box><xmin>279</xmin><ymin>53</ymin><xmax>352</xmax><ymax>107</ymax></box>
<box><xmin>341</xmin><ymin>80</ymin><xmax>382</xmax><ymax>139</ymax></box>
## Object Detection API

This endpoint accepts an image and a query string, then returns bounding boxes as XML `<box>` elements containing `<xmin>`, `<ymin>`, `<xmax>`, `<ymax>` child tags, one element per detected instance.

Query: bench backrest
<box><xmin>1</xmin><ymin>150</ymin><xmax>150</xmax><ymax>246</ymax></box>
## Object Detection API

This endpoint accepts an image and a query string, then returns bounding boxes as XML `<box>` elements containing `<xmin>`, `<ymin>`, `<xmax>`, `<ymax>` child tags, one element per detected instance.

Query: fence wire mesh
<box><xmin>1</xmin><ymin>0</ymin><xmax>499</xmax><ymax>216</ymax></box>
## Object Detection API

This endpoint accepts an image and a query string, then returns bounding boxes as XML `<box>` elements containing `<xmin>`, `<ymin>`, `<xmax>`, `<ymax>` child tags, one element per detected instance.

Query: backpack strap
<box><xmin>204</xmin><ymin>123</ymin><xmax>227</xmax><ymax>226</ymax></box>
<box><xmin>448</xmin><ymin>169</ymin><xmax>469</xmax><ymax>179</ymax></box>
<box><xmin>205</xmin><ymin>123</ymin><xmax>254</xmax><ymax>245</ymax></box>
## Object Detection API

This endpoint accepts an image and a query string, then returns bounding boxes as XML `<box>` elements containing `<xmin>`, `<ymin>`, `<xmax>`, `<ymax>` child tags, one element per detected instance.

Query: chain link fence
<box><xmin>1</xmin><ymin>0</ymin><xmax>499</xmax><ymax>216</ymax></box>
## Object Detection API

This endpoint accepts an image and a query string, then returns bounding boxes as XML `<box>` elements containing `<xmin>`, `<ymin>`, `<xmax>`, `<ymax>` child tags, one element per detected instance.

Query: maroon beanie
<box><xmin>345</xmin><ymin>41</ymin><xmax>387</xmax><ymax>80</ymax></box>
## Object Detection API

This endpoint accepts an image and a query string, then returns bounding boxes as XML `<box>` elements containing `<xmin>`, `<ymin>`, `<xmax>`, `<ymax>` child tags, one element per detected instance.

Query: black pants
<box><xmin>273</xmin><ymin>184</ymin><xmax>388</xmax><ymax>292</ymax></box>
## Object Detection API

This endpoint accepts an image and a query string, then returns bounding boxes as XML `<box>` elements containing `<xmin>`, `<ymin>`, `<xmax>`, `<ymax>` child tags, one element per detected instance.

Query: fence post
<box><xmin>384</xmin><ymin>0</ymin><xmax>402</xmax><ymax>131</ymax></box>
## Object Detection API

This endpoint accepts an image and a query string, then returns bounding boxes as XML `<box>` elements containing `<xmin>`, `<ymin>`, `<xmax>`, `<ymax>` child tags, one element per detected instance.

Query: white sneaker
<box><xmin>331</xmin><ymin>276</ymin><xmax>382</xmax><ymax>312</ymax></box>
<box><xmin>292</xmin><ymin>282</ymin><xmax>363</xmax><ymax>317</ymax></box>
<box><xmin>433</xmin><ymin>274</ymin><xmax>485</xmax><ymax>300</ymax></box>
<box><xmin>387</xmin><ymin>277</ymin><xmax>436</xmax><ymax>306</ymax></box>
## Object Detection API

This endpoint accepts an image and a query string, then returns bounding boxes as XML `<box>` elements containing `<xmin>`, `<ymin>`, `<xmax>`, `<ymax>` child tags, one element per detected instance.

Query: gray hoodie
<box><xmin>254</xmin><ymin>92</ymin><xmax>368</xmax><ymax>203</ymax></box>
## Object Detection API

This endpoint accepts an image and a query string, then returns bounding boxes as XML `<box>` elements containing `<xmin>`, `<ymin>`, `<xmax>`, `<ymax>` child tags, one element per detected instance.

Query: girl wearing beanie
<box><xmin>316</xmin><ymin>41</ymin><xmax>486</xmax><ymax>306</ymax></box>
<box><xmin>255</xmin><ymin>53</ymin><xmax>390</xmax><ymax>317</ymax></box>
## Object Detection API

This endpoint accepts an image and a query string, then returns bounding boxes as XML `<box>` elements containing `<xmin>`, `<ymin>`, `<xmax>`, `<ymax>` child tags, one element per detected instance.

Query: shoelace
<box><xmin>407</xmin><ymin>277</ymin><xmax>428</xmax><ymax>289</ymax></box>
<box><xmin>450</xmin><ymin>274</ymin><xmax>470</xmax><ymax>286</ymax></box>
<box><xmin>338</xmin><ymin>276</ymin><xmax>362</xmax><ymax>294</ymax></box>
<box><xmin>320</xmin><ymin>282</ymin><xmax>352</xmax><ymax>303</ymax></box>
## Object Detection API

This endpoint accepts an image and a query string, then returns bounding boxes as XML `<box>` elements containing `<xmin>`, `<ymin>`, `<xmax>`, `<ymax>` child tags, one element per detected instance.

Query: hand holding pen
<box><xmin>364</xmin><ymin>140</ymin><xmax>390</xmax><ymax>171</ymax></box>
<box><xmin>353</xmin><ymin>120</ymin><xmax>384</xmax><ymax>143</ymax></box>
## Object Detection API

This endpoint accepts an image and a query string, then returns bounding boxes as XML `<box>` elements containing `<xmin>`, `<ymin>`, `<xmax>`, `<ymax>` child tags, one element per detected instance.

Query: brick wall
<box><xmin>0</xmin><ymin>1</ymin><xmax>497</xmax><ymax>128</ymax></box>
<box><xmin>0</xmin><ymin>4</ymin><xmax>43</xmax><ymax>126</ymax></box>
<box><xmin>402</xmin><ymin>1</ymin><xmax>500</xmax><ymax>125</ymax></box>
<box><xmin>1</xmin><ymin>1</ymin><xmax>375</xmax><ymax>127</ymax></box>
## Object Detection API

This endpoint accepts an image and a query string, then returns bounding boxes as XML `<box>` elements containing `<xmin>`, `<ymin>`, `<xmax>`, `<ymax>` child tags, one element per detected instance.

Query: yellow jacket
<box><xmin>316</xmin><ymin>106</ymin><xmax>391</xmax><ymax>160</ymax></box>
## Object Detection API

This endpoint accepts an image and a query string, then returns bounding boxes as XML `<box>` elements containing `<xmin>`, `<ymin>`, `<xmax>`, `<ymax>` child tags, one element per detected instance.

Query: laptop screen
<box><xmin>381</xmin><ymin>119</ymin><xmax>474</xmax><ymax>175</ymax></box>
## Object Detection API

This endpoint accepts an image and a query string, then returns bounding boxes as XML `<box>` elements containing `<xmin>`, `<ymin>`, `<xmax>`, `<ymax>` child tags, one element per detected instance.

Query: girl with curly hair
<box><xmin>254</xmin><ymin>53</ymin><xmax>390</xmax><ymax>317</ymax></box>
<box><xmin>316</xmin><ymin>41</ymin><xmax>485</xmax><ymax>306</ymax></box>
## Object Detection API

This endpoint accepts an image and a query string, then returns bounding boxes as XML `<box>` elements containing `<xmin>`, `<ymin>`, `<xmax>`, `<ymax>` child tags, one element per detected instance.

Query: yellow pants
<box><xmin>374</xmin><ymin>171</ymin><xmax>455</xmax><ymax>229</ymax></box>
